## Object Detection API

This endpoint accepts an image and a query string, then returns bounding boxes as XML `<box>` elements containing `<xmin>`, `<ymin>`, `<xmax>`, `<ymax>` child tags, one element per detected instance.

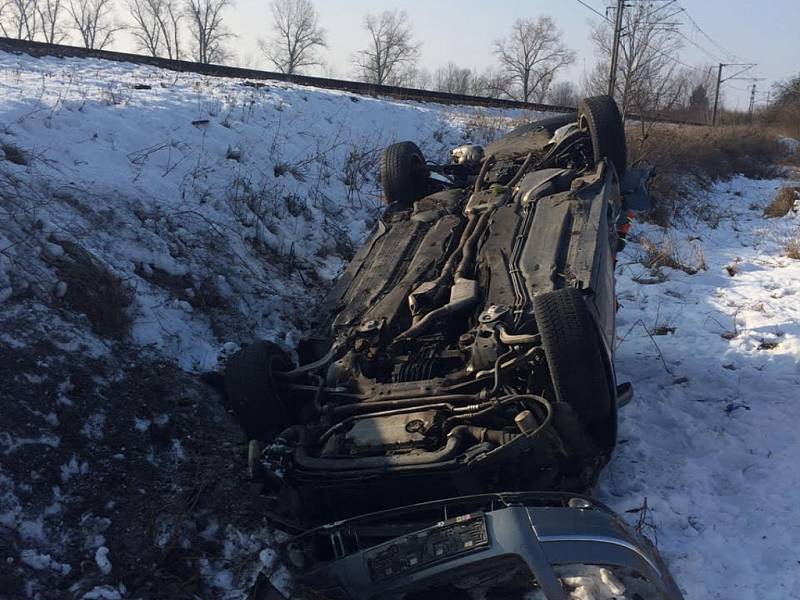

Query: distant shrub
<box><xmin>627</xmin><ymin>124</ymin><xmax>789</xmax><ymax>225</ymax></box>
<box><xmin>763</xmin><ymin>186</ymin><xmax>799</xmax><ymax>218</ymax></box>
<box><xmin>786</xmin><ymin>240</ymin><xmax>800</xmax><ymax>260</ymax></box>
<box><xmin>1</xmin><ymin>142</ymin><xmax>29</xmax><ymax>166</ymax></box>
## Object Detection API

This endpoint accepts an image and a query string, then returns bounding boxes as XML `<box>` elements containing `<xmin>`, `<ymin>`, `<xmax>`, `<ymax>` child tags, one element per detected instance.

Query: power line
<box><xmin>676</xmin><ymin>30</ymin><xmax>726</xmax><ymax>63</ymax></box>
<box><xmin>573</xmin><ymin>0</ymin><xmax>710</xmax><ymax>75</ymax></box>
<box><xmin>574</xmin><ymin>0</ymin><xmax>609</xmax><ymax>22</ymax></box>
<box><xmin>712</xmin><ymin>63</ymin><xmax>757</xmax><ymax>125</ymax></box>
<box><xmin>573</xmin><ymin>0</ymin><xmax>761</xmax><ymax>119</ymax></box>
<box><xmin>675</xmin><ymin>2</ymin><xmax>740</xmax><ymax>62</ymax></box>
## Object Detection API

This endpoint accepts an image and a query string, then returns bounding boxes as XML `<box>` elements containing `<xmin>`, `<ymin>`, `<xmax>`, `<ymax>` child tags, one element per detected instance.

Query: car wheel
<box><xmin>380</xmin><ymin>141</ymin><xmax>429</xmax><ymax>206</ymax></box>
<box><xmin>533</xmin><ymin>287</ymin><xmax>614</xmax><ymax>428</ymax></box>
<box><xmin>578</xmin><ymin>95</ymin><xmax>627</xmax><ymax>177</ymax></box>
<box><xmin>224</xmin><ymin>341</ymin><xmax>292</xmax><ymax>441</ymax></box>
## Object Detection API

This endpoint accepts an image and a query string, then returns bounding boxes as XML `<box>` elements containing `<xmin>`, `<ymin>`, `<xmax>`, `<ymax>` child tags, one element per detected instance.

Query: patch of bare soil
<box><xmin>0</xmin><ymin>301</ymin><xmax>274</xmax><ymax>599</ymax></box>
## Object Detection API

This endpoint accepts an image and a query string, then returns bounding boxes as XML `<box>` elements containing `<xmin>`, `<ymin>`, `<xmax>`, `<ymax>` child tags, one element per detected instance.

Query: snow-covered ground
<box><xmin>1</xmin><ymin>49</ymin><xmax>799</xmax><ymax>599</ymax></box>
<box><xmin>604</xmin><ymin>174</ymin><xmax>800</xmax><ymax>600</ymax></box>
<box><xmin>0</xmin><ymin>50</ymin><xmax>530</xmax><ymax>372</ymax></box>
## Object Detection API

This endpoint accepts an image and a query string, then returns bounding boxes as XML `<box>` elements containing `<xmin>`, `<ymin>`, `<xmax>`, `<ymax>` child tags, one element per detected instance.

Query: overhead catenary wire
<box><xmin>675</xmin><ymin>1</ymin><xmax>741</xmax><ymax>62</ymax></box>
<box><xmin>575</xmin><ymin>0</ymin><xmax>609</xmax><ymax>21</ymax></box>
<box><xmin>675</xmin><ymin>30</ymin><xmax>727</xmax><ymax>63</ymax></box>
<box><xmin>573</xmin><ymin>0</ymin><xmax>716</xmax><ymax>76</ymax></box>
<box><xmin>575</xmin><ymin>0</ymin><xmax>763</xmax><ymax>121</ymax></box>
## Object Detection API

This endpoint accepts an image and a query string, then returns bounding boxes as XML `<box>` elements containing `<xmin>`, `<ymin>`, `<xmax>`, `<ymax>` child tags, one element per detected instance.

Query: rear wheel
<box><xmin>224</xmin><ymin>341</ymin><xmax>292</xmax><ymax>440</ymax></box>
<box><xmin>380</xmin><ymin>141</ymin><xmax>428</xmax><ymax>206</ymax></box>
<box><xmin>578</xmin><ymin>95</ymin><xmax>627</xmax><ymax>177</ymax></box>
<box><xmin>533</xmin><ymin>288</ymin><xmax>614</xmax><ymax>432</ymax></box>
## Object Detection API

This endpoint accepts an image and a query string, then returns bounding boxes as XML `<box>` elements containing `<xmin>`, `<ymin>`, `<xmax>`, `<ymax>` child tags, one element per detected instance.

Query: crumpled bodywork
<box><xmin>286</xmin><ymin>493</ymin><xmax>684</xmax><ymax>600</ymax></box>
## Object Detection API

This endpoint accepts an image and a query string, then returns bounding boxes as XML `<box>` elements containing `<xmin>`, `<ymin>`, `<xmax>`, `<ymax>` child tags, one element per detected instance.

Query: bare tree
<box><xmin>127</xmin><ymin>0</ymin><xmax>181</xmax><ymax>58</ymax></box>
<box><xmin>353</xmin><ymin>9</ymin><xmax>420</xmax><ymax>86</ymax></box>
<box><xmin>494</xmin><ymin>16</ymin><xmax>575</xmax><ymax>102</ymax></box>
<box><xmin>433</xmin><ymin>62</ymin><xmax>473</xmax><ymax>95</ymax></box>
<box><xmin>546</xmin><ymin>80</ymin><xmax>579</xmax><ymax>107</ymax></box>
<box><xmin>471</xmin><ymin>68</ymin><xmax>511</xmax><ymax>99</ymax></box>
<box><xmin>37</xmin><ymin>0</ymin><xmax>67</xmax><ymax>42</ymax></box>
<box><xmin>1</xmin><ymin>0</ymin><xmax>40</xmax><ymax>40</ymax></box>
<box><xmin>185</xmin><ymin>0</ymin><xmax>232</xmax><ymax>63</ymax></box>
<box><xmin>586</xmin><ymin>0</ymin><xmax>685</xmax><ymax>116</ymax></box>
<box><xmin>157</xmin><ymin>0</ymin><xmax>182</xmax><ymax>59</ymax></box>
<box><xmin>407</xmin><ymin>64</ymin><xmax>430</xmax><ymax>89</ymax></box>
<box><xmin>67</xmin><ymin>0</ymin><xmax>122</xmax><ymax>49</ymax></box>
<box><xmin>128</xmin><ymin>0</ymin><xmax>161</xmax><ymax>55</ymax></box>
<box><xmin>259</xmin><ymin>0</ymin><xmax>325</xmax><ymax>75</ymax></box>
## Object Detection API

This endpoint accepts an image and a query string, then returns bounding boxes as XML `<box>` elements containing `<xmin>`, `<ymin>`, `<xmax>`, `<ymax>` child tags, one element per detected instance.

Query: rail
<box><xmin>0</xmin><ymin>37</ymin><xmax>707</xmax><ymax>127</ymax></box>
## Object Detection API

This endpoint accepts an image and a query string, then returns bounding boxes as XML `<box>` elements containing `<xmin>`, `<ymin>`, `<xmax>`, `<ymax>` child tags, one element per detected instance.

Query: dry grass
<box><xmin>763</xmin><ymin>186</ymin><xmax>799</xmax><ymax>218</ymax></box>
<box><xmin>786</xmin><ymin>239</ymin><xmax>800</xmax><ymax>260</ymax></box>
<box><xmin>53</xmin><ymin>240</ymin><xmax>133</xmax><ymax>339</ymax></box>
<box><xmin>638</xmin><ymin>234</ymin><xmax>706</xmax><ymax>275</ymax></box>
<box><xmin>763</xmin><ymin>103</ymin><xmax>800</xmax><ymax>141</ymax></box>
<box><xmin>134</xmin><ymin>263</ymin><xmax>227</xmax><ymax>310</ymax></box>
<box><xmin>1</xmin><ymin>142</ymin><xmax>29</xmax><ymax>166</ymax></box>
<box><xmin>627</xmin><ymin>124</ymin><xmax>792</xmax><ymax>225</ymax></box>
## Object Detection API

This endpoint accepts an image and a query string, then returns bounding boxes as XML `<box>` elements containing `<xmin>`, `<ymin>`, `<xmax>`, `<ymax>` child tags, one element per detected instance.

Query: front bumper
<box><xmin>285</xmin><ymin>492</ymin><xmax>683</xmax><ymax>600</ymax></box>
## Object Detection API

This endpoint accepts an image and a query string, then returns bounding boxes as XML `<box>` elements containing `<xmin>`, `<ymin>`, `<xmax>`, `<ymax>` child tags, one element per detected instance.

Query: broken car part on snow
<box><xmin>224</xmin><ymin>96</ymin><xmax>682</xmax><ymax>598</ymax></box>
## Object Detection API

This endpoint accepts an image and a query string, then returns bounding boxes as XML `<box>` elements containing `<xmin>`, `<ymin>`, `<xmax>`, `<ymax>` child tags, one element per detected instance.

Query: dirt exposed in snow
<box><xmin>0</xmin><ymin>301</ymin><xmax>285</xmax><ymax>599</ymax></box>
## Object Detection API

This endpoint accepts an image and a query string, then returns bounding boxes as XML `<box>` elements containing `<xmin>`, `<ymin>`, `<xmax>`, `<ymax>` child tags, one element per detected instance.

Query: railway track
<box><xmin>0</xmin><ymin>37</ymin><xmax>707</xmax><ymax>127</ymax></box>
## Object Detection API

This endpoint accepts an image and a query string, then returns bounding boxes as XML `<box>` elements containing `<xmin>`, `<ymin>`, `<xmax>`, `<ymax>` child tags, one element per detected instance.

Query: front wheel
<box><xmin>224</xmin><ymin>341</ymin><xmax>292</xmax><ymax>441</ymax></box>
<box><xmin>379</xmin><ymin>141</ymin><xmax>429</xmax><ymax>206</ymax></box>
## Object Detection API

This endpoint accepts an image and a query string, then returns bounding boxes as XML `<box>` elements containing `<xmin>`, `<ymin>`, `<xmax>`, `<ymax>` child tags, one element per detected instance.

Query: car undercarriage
<box><xmin>224</xmin><ymin>97</ymin><xmax>638</xmax><ymax>523</ymax></box>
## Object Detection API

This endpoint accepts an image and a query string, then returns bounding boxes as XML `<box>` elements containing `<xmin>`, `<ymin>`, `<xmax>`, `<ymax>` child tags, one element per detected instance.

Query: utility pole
<box><xmin>748</xmin><ymin>84</ymin><xmax>756</xmax><ymax>120</ymax></box>
<box><xmin>711</xmin><ymin>63</ymin><xmax>724</xmax><ymax>126</ymax></box>
<box><xmin>607</xmin><ymin>0</ymin><xmax>625</xmax><ymax>97</ymax></box>
<box><xmin>711</xmin><ymin>62</ymin><xmax>757</xmax><ymax>126</ymax></box>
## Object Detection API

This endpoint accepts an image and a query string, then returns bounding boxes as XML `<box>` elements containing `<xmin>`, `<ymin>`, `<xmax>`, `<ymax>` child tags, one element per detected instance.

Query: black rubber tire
<box><xmin>533</xmin><ymin>287</ymin><xmax>614</xmax><ymax>426</ymax></box>
<box><xmin>224</xmin><ymin>341</ymin><xmax>292</xmax><ymax>441</ymax></box>
<box><xmin>578</xmin><ymin>95</ymin><xmax>627</xmax><ymax>177</ymax></box>
<box><xmin>379</xmin><ymin>141</ymin><xmax>428</xmax><ymax>206</ymax></box>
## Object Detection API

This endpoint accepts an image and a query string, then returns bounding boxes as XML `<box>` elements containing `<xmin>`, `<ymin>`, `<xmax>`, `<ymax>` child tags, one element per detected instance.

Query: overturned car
<box><xmin>225</xmin><ymin>96</ymin><xmax>642</xmax><ymax>524</ymax></box>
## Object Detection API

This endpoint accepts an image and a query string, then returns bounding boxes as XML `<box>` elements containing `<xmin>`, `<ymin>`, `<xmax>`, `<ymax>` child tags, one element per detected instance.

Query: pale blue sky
<box><xmin>131</xmin><ymin>0</ymin><xmax>800</xmax><ymax>109</ymax></box>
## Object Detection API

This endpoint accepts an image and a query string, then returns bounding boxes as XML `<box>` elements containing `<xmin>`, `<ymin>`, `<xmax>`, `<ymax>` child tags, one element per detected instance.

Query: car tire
<box><xmin>224</xmin><ymin>341</ymin><xmax>292</xmax><ymax>441</ymax></box>
<box><xmin>578</xmin><ymin>95</ymin><xmax>627</xmax><ymax>177</ymax></box>
<box><xmin>380</xmin><ymin>141</ymin><xmax>428</xmax><ymax>206</ymax></box>
<box><xmin>533</xmin><ymin>287</ymin><xmax>614</xmax><ymax>427</ymax></box>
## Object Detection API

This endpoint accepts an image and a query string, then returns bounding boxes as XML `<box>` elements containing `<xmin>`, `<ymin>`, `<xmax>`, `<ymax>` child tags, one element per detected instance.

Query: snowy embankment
<box><xmin>0</xmin><ymin>51</ymin><xmax>534</xmax><ymax>599</ymax></box>
<box><xmin>0</xmin><ymin>51</ymin><xmax>528</xmax><ymax>372</ymax></box>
